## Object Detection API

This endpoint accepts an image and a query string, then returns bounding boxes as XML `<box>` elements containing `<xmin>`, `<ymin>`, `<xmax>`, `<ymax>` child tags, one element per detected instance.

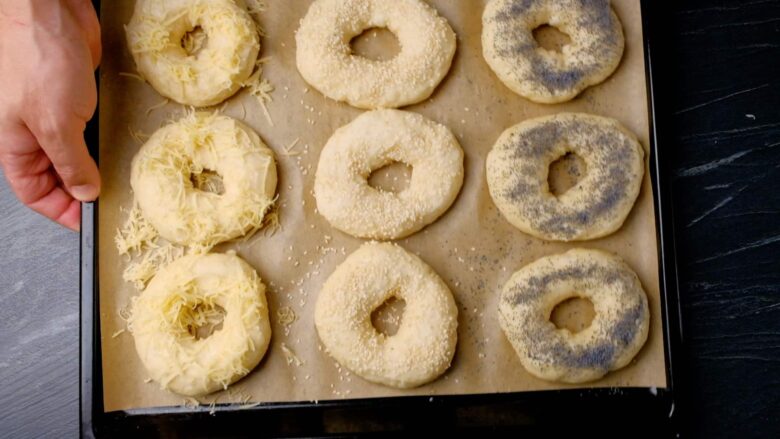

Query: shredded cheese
<box><xmin>119</xmin><ymin>71</ymin><xmax>147</xmax><ymax>82</ymax></box>
<box><xmin>131</xmin><ymin>111</ymin><xmax>276</xmax><ymax>250</ymax></box>
<box><xmin>276</xmin><ymin>306</ymin><xmax>297</xmax><ymax>326</ymax></box>
<box><xmin>238</xmin><ymin>54</ymin><xmax>275</xmax><ymax>125</ymax></box>
<box><xmin>122</xmin><ymin>244</ymin><xmax>184</xmax><ymax>290</ymax></box>
<box><xmin>128</xmin><ymin>254</ymin><xmax>270</xmax><ymax>396</ymax></box>
<box><xmin>115</xmin><ymin>203</ymin><xmax>158</xmax><ymax>256</ymax></box>
<box><xmin>145</xmin><ymin>98</ymin><xmax>170</xmax><ymax>117</ymax></box>
<box><xmin>245</xmin><ymin>0</ymin><xmax>268</xmax><ymax>38</ymax></box>
<box><xmin>127</xmin><ymin>1</ymin><xmax>261</xmax><ymax>107</ymax></box>
<box><xmin>128</xmin><ymin>125</ymin><xmax>150</xmax><ymax>144</ymax></box>
<box><xmin>281</xmin><ymin>342</ymin><xmax>303</xmax><ymax>367</ymax></box>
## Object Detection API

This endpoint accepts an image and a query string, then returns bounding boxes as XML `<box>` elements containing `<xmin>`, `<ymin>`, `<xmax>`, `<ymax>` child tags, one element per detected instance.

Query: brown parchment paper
<box><xmin>98</xmin><ymin>0</ymin><xmax>666</xmax><ymax>412</ymax></box>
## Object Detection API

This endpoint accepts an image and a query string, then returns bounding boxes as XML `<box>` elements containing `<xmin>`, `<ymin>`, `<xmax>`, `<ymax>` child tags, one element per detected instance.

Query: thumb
<box><xmin>26</xmin><ymin>112</ymin><xmax>100</xmax><ymax>202</ymax></box>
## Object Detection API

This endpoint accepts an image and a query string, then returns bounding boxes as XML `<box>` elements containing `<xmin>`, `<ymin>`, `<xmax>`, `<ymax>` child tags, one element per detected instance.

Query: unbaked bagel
<box><xmin>482</xmin><ymin>0</ymin><xmax>625</xmax><ymax>103</ymax></box>
<box><xmin>126</xmin><ymin>0</ymin><xmax>260</xmax><ymax>107</ymax></box>
<box><xmin>296</xmin><ymin>0</ymin><xmax>456</xmax><ymax>109</ymax></box>
<box><xmin>314</xmin><ymin>110</ymin><xmax>464</xmax><ymax>240</ymax></box>
<box><xmin>498</xmin><ymin>248</ymin><xmax>649</xmax><ymax>383</ymax></box>
<box><xmin>129</xmin><ymin>252</ymin><xmax>272</xmax><ymax>396</ymax></box>
<box><xmin>486</xmin><ymin>113</ymin><xmax>644</xmax><ymax>241</ymax></box>
<box><xmin>130</xmin><ymin>112</ymin><xmax>277</xmax><ymax>248</ymax></box>
<box><xmin>314</xmin><ymin>242</ymin><xmax>458</xmax><ymax>389</ymax></box>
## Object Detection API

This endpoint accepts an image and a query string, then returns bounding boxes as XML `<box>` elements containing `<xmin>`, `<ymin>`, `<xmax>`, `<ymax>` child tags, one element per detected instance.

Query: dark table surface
<box><xmin>1</xmin><ymin>1</ymin><xmax>779</xmax><ymax>437</ymax></box>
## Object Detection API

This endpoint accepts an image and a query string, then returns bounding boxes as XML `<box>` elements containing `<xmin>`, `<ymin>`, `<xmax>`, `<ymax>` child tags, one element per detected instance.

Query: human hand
<box><xmin>0</xmin><ymin>0</ymin><xmax>100</xmax><ymax>231</ymax></box>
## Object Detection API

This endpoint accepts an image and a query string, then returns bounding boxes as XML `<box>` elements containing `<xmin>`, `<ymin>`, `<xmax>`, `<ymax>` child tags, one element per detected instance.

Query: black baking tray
<box><xmin>80</xmin><ymin>1</ymin><xmax>686</xmax><ymax>437</ymax></box>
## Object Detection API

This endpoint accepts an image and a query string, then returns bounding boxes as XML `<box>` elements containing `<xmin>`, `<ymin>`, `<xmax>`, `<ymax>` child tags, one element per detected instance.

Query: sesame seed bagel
<box><xmin>482</xmin><ymin>0</ymin><xmax>625</xmax><ymax>103</ymax></box>
<box><xmin>498</xmin><ymin>249</ymin><xmax>649</xmax><ymax>383</ymax></box>
<box><xmin>295</xmin><ymin>0</ymin><xmax>457</xmax><ymax>109</ymax></box>
<box><xmin>314</xmin><ymin>242</ymin><xmax>458</xmax><ymax>388</ymax></box>
<box><xmin>129</xmin><ymin>252</ymin><xmax>272</xmax><ymax>396</ymax></box>
<box><xmin>314</xmin><ymin>110</ymin><xmax>464</xmax><ymax>240</ymax></box>
<box><xmin>486</xmin><ymin>113</ymin><xmax>644</xmax><ymax>241</ymax></box>
<box><xmin>130</xmin><ymin>112</ymin><xmax>277</xmax><ymax>248</ymax></box>
<box><xmin>126</xmin><ymin>0</ymin><xmax>260</xmax><ymax>107</ymax></box>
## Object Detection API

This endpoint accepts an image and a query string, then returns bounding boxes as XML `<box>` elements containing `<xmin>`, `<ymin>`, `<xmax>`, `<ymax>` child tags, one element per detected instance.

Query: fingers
<box><xmin>25</xmin><ymin>111</ymin><xmax>101</xmax><ymax>202</ymax></box>
<box><xmin>63</xmin><ymin>0</ymin><xmax>101</xmax><ymax>68</ymax></box>
<box><xmin>23</xmin><ymin>46</ymin><xmax>100</xmax><ymax>203</ymax></box>
<box><xmin>21</xmin><ymin>171</ymin><xmax>82</xmax><ymax>231</ymax></box>
<box><xmin>0</xmin><ymin>128</ymin><xmax>81</xmax><ymax>231</ymax></box>
<box><xmin>0</xmin><ymin>0</ymin><xmax>100</xmax><ymax>231</ymax></box>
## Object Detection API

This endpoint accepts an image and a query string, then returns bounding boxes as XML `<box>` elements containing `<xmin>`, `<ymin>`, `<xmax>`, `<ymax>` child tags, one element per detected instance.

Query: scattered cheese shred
<box><xmin>283</xmin><ymin>138</ymin><xmax>301</xmax><ymax>155</ymax></box>
<box><xmin>242</xmin><ymin>57</ymin><xmax>275</xmax><ymax>126</ymax></box>
<box><xmin>182</xmin><ymin>397</ymin><xmax>200</xmax><ymax>409</ymax></box>
<box><xmin>228</xmin><ymin>388</ymin><xmax>256</xmax><ymax>406</ymax></box>
<box><xmin>122</xmin><ymin>244</ymin><xmax>184</xmax><ymax>290</ymax></box>
<box><xmin>118</xmin><ymin>306</ymin><xmax>132</xmax><ymax>322</ymax></box>
<box><xmin>260</xmin><ymin>201</ymin><xmax>281</xmax><ymax>236</ymax></box>
<box><xmin>281</xmin><ymin>342</ymin><xmax>303</xmax><ymax>367</ymax></box>
<box><xmin>245</xmin><ymin>0</ymin><xmax>267</xmax><ymax>18</ymax></box>
<box><xmin>276</xmin><ymin>306</ymin><xmax>297</xmax><ymax>326</ymax></box>
<box><xmin>119</xmin><ymin>72</ymin><xmax>146</xmax><ymax>82</ymax></box>
<box><xmin>128</xmin><ymin>125</ymin><xmax>150</xmax><ymax>144</ymax></box>
<box><xmin>145</xmin><ymin>98</ymin><xmax>170</xmax><ymax>117</ymax></box>
<box><xmin>115</xmin><ymin>217</ymin><xmax>163</xmax><ymax>288</ymax></box>
<box><xmin>245</xmin><ymin>0</ymin><xmax>268</xmax><ymax>37</ymax></box>
<box><xmin>115</xmin><ymin>203</ymin><xmax>158</xmax><ymax>256</ymax></box>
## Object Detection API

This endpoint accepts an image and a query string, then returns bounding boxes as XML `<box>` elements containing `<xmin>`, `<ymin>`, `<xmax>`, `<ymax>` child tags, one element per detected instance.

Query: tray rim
<box><xmin>80</xmin><ymin>0</ymin><xmax>686</xmax><ymax>436</ymax></box>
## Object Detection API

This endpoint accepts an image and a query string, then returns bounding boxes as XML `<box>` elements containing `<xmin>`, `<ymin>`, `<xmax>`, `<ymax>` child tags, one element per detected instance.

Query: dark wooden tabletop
<box><xmin>1</xmin><ymin>1</ymin><xmax>779</xmax><ymax>437</ymax></box>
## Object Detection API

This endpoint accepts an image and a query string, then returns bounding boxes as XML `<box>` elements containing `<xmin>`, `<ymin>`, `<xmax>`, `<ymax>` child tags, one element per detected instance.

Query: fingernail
<box><xmin>71</xmin><ymin>184</ymin><xmax>98</xmax><ymax>202</ymax></box>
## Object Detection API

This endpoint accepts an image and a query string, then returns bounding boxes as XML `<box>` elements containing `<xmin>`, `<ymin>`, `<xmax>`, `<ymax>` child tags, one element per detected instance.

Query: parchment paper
<box><xmin>98</xmin><ymin>0</ymin><xmax>666</xmax><ymax>412</ymax></box>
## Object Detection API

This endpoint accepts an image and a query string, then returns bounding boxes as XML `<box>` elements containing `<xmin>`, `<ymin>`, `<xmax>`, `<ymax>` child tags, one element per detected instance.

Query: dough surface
<box><xmin>315</xmin><ymin>242</ymin><xmax>458</xmax><ymax>388</ymax></box>
<box><xmin>130</xmin><ymin>112</ymin><xmax>277</xmax><ymax>248</ymax></box>
<box><xmin>130</xmin><ymin>252</ymin><xmax>272</xmax><ymax>396</ymax></box>
<box><xmin>482</xmin><ymin>0</ymin><xmax>625</xmax><ymax>103</ymax></box>
<box><xmin>126</xmin><ymin>0</ymin><xmax>260</xmax><ymax>107</ymax></box>
<box><xmin>296</xmin><ymin>0</ymin><xmax>456</xmax><ymax>109</ymax></box>
<box><xmin>315</xmin><ymin>110</ymin><xmax>464</xmax><ymax>240</ymax></box>
<box><xmin>486</xmin><ymin>113</ymin><xmax>644</xmax><ymax>241</ymax></box>
<box><xmin>498</xmin><ymin>248</ymin><xmax>649</xmax><ymax>383</ymax></box>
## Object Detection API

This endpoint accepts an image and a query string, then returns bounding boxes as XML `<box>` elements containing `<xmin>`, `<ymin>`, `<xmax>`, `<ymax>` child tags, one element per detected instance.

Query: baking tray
<box><xmin>80</xmin><ymin>0</ymin><xmax>685</xmax><ymax>436</ymax></box>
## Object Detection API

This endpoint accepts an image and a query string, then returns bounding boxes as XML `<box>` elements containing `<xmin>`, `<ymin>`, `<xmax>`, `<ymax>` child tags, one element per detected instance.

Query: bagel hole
<box><xmin>191</xmin><ymin>169</ymin><xmax>225</xmax><ymax>195</ymax></box>
<box><xmin>181</xmin><ymin>25</ymin><xmax>208</xmax><ymax>56</ymax></box>
<box><xmin>184</xmin><ymin>303</ymin><xmax>226</xmax><ymax>340</ymax></box>
<box><xmin>547</xmin><ymin>152</ymin><xmax>586</xmax><ymax>197</ymax></box>
<box><xmin>532</xmin><ymin>24</ymin><xmax>572</xmax><ymax>53</ymax></box>
<box><xmin>368</xmin><ymin>161</ymin><xmax>413</xmax><ymax>193</ymax></box>
<box><xmin>371</xmin><ymin>296</ymin><xmax>406</xmax><ymax>337</ymax></box>
<box><xmin>350</xmin><ymin>27</ymin><xmax>401</xmax><ymax>61</ymax></box>
<box><xmin>550</xmin><ymin>297</ymin><xmax>595</xmax><ymax>334</ymax></box>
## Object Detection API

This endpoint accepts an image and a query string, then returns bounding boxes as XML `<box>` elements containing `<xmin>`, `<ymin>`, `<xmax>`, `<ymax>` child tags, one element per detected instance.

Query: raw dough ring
<box><xmin>129</xmin><ymin>252</ymin><xmax>272</xmax><ymax>396</ymax></box>
<box><xmin>314</xmin><ymin>110</ymin><xmax>464</xmax><ymax>240</ymax></box>
<box><xmin>126</xmin><ymin>0</ymin><xmax>260</xmax><ymax>107</ymax></box>
<box><xmin>131</xmin><ymin>112</ymin><xmax>277</xmax><ymax>247</ymax></box>
<box><xmin>482</xmin><ymin>0</ymin><xmax>625</xmax><ymax>103</ymax></box>
<box><xmin>314</xmin><ymin>242</ymin><xmax>458</xmax><ymax>388</ymax></box>
<box><xmin>295</xmin><ymin>0</ymin><xmax>456</xmax><ymax>109</ymax></box>
<box><xmin>498</xmin><ymin>248</ymin><xmax>649</xmax><ymax>383</ymax></box>
<box><xmin>486</xmin><ymin>113</ymin><xmax>644</xmax><ymax>241</ymax></box>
